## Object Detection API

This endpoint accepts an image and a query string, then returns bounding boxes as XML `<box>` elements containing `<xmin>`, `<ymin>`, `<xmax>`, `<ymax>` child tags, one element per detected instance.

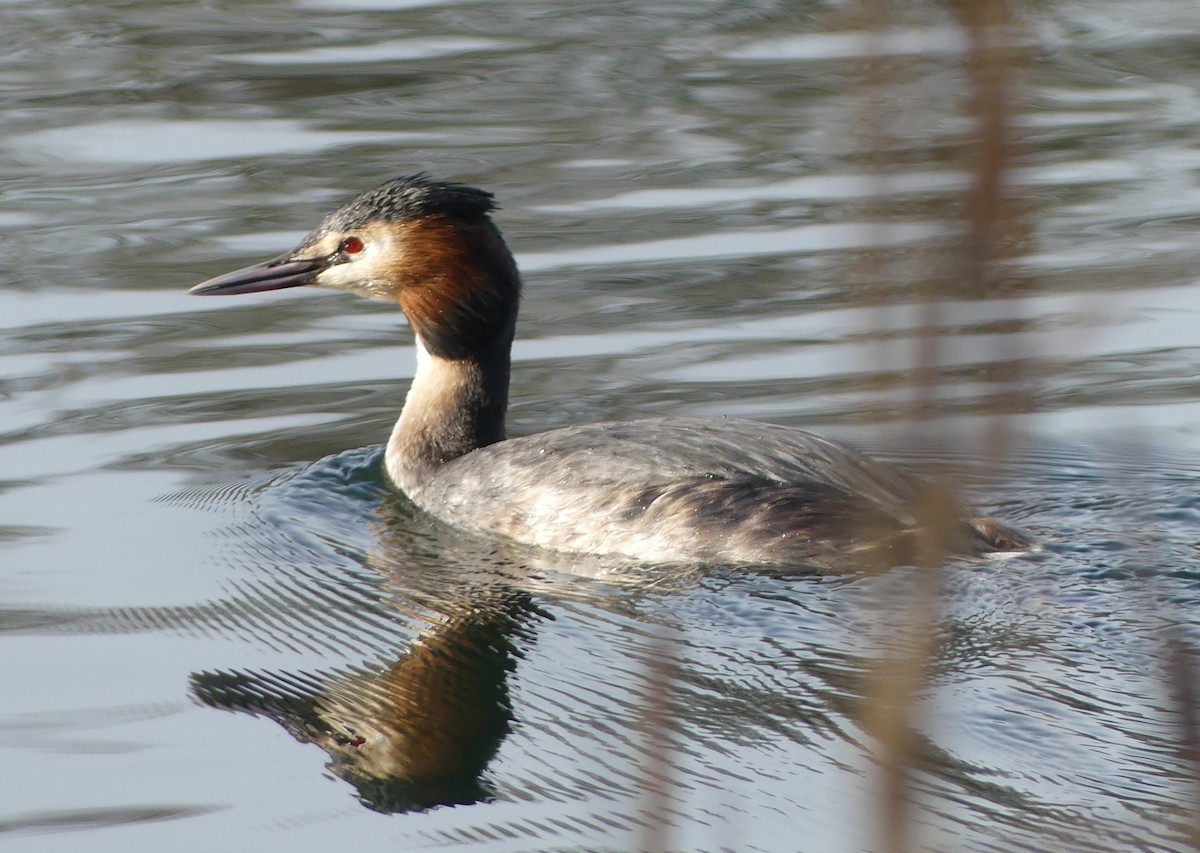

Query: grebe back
<box><xmin>190</xmin><ymin>175</ymin><xmax>1029</xmax><ymax>567</ymax></box>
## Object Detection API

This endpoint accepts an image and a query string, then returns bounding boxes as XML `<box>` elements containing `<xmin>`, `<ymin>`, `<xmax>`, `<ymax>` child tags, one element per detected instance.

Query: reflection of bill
<box><xmin>192</xmin><ymin>586</ymin><xmax>542</xmax><ymax>813</ymax></box>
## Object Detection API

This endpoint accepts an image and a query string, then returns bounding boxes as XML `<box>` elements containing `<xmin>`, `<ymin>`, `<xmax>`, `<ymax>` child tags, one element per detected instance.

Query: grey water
<box><xmin>4</xmin><ymin>1</ymin><xmax>1200</xmax><ymax>851</ymax></box>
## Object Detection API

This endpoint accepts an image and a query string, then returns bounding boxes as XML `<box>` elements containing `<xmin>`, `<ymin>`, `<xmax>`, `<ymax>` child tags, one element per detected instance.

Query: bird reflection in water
<box><xmin>191</xmin><ymin>489</ymin><xmax>550</xmax><ymax>814</ymax></box>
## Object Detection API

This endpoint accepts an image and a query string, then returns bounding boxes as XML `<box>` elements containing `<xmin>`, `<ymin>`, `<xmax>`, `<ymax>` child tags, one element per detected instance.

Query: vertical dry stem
<box><xmin>637</xmin><ymin>627</ymin><xmax>678</xmax><ymax>852</ymax></box>
<box><xmin>1165</xmin><ymin>631</ymin><xmax>1200</xmax><ymax>850</ymax></box>
<box><xmin>856</xmin><ymin>1</ymin><xmax>1025</xmax><ymax>850</ymax></box>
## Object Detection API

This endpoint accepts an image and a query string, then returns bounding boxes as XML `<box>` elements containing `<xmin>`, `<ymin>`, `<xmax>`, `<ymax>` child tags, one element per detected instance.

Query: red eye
<box><xmin>340</xmin><ymin>236</ymin><xmax>364</xmax><ymax>255</ymax></box>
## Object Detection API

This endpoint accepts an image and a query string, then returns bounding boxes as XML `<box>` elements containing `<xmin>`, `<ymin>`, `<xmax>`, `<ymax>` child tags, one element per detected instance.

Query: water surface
<box><xmin>4</xmin><ymin>1</ymin><xmax>1200</xmax><ymax>851</ymax></box>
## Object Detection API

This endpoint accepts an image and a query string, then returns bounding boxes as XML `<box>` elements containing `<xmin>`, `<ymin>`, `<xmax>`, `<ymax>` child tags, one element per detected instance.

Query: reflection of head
<box><xmin>193</xmin><ymin>587</ymin><xmax>542</xmax><ymax>813</ymax></box>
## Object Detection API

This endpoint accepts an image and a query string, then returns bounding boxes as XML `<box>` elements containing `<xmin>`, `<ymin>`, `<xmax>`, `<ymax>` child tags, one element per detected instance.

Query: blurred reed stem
<box><xmin>853</xmin><ymin>0</ymin><xmax>1027</xmax><ymax>850</ymax></box>
<box><xmin>636</xmin><ymin>626</ymin><xmax>680</xmax><ymax>852</ymax></box>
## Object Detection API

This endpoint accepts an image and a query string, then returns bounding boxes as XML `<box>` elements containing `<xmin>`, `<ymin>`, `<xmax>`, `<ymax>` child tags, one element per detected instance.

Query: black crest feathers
<box><xmin>322</xmin><ymin>174</ymin><xmax>497</xmax><ymax>232</ymax></box>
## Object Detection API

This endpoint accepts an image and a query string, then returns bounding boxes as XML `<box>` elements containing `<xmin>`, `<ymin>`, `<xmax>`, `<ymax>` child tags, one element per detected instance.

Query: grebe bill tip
<box><xmin>189</xmin><ymin>252</ymin><xmax>325</xmax><ymax>296</ymax></box>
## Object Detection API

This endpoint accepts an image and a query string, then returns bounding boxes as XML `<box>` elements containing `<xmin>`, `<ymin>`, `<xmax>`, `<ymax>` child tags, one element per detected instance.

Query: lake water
<box><xmin>4</xmin><ymin>1</ymin><xmax>1200</xmax><ymax>851</ymax></box>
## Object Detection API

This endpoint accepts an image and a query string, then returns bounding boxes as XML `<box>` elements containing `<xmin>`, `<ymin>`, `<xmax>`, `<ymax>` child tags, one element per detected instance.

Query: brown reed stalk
<box><xmin>854</xmin><ymin>1</ymin><xmax>1027</xmax><ymax>851</ymax></box>
<box><xmin>1165</xmin><ymin>629</ymin><xmax>1200</xmax><ymax>850</ymax></box>
<box><xmin>636</xmin><ymin>626</ymin><xmax>679</xmax><ymax>853</ymax></box>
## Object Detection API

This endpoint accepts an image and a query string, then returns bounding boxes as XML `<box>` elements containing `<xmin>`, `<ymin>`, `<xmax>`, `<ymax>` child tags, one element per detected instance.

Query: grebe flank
<box><xmin>190</xmin><ymin>174</ymin><xmax>1029</xmax><ymax>567</ymax></box>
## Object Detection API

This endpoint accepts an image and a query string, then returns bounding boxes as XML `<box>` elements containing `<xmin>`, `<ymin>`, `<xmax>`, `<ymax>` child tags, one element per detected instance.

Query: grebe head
<box><xmin>189</xmin><ymin>174</ymin><xmax>521</xmax><ymax>360</ymax></box>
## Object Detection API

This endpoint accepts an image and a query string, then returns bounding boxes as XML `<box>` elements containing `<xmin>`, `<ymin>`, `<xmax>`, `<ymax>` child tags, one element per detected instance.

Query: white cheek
<box><xmin>316</xmin><ymin>262</ymin><xmax>361</xmax><ymax>289</ymax></box>
<box><xmin>315</xmin><ymin>251</ymin><xmax>396</xmax><ymax>299</ymax></box>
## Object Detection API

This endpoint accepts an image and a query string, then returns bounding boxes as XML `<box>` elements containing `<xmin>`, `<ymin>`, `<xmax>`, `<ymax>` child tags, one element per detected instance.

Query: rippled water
<box><xmin>5</xmin><ymin>1</ymin><xmax>1200</xmax><ymax>850</ymax></box>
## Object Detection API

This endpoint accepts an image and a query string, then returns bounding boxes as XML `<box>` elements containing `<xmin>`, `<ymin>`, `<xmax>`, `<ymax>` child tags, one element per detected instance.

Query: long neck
<box><xmin>385</xmin><ymin>334</ymin><xmax>510</xmax><ymax>496</ymax></box>
<box><xmin>380</xmin><ymin>213</ymin><xmax>520</xmax><ymax>496</ymax></box>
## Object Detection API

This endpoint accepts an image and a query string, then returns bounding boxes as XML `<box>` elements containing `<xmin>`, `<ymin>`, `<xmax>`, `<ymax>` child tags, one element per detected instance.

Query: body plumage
<box><xmin>191</xmin><ymin>175</ymin><xmax>1029</xmax><ymax>568</ymax></box>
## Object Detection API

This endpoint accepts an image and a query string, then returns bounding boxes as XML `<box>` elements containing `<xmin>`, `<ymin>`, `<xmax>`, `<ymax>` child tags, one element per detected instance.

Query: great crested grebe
<box><xmin>190</xmin><ymin>174</ymin><xmax>1029</xmax><ymax>567</ymax></box>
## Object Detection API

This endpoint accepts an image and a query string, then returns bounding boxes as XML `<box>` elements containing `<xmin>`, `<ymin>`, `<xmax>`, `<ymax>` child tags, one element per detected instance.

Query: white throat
<box><xmin>384</xmin><ymin>334</ymin><xmax>507</xmax><ymax>497</ymax></box>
